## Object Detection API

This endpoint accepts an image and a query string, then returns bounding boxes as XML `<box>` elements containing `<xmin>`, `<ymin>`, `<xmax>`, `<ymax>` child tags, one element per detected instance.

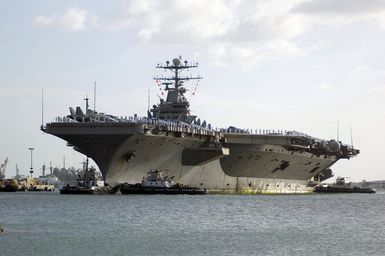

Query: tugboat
<box><xmin>119</xmin><ymin>169</ymin><xmax>207</xmax><ymax>195</ymax></box>
<box><xmin>0</xmin><ymin>179</ymin><xmax>18</xmax><ymax>192</ymax></box>
<box><xmin>60</xmin><ymin>158</ymin><xmax>109</xmax><ymax>194</ymax></box>
<box><xmin>314</xmin><ymin>177</ymin><xmax>375</xmax><ymax>193</ymax></box>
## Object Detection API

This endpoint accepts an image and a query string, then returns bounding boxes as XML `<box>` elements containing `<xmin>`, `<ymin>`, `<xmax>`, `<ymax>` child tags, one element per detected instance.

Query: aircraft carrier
<box><xmin>42</xmin><ymin>57</ymin><xmax>359</xmax><ymax>194</ymax></box>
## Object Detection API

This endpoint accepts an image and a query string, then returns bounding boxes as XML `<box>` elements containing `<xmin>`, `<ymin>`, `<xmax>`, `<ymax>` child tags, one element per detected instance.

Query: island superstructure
<box><xmin>42</xmin><ymin>57</ymin><xmax>359</xmax><ymax>194</ymax></box>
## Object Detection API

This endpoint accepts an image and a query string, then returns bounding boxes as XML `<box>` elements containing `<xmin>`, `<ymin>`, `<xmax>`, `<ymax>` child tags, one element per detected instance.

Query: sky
<box><xmin>0</xmin><ymin>0</ymin><xmax>384</xmax><ymax>181</ymax></box>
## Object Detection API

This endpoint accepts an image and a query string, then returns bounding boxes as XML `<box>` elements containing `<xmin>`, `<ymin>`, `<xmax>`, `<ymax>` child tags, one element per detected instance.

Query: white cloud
<box><xmin>208</xmin><ymin>40</ymin><xmax>303</xmax><ymax>68</ymax></box>
<box><xmin>34</xmin><ymin>16</ymin><xmax>55</xmax><ymax>28</ymax></box>
<box><xmin>293</xmin><ymin>0</ymin><xmax>385</xmax><ymax>15</ymax></box>
<box><xmin>110</xmin><ymin>0</ymin><xmax>385</xmax><ymax>67</ymax></box>
<box><xmin>34</xmin><ymin>7</ymin><xmax>95</xmax><ymax>31</ymax></box>
<box><xmin>314</xmin><ymin>82</ymin><xmax>332</xmax><ymax>91</ymax></box>
<box><xmin>108</xmin><ymin>0</ymin><xmax>308</xmax><ymax>65</ymax></box>
<box><xmin>59</xmin><ymin>8</ymin><xmax>88</xmax><ymax>31</ymax></box>
<box><xmin>368</xmin><ymin>85</ymin><xmax>385</xmax><ymax>96</ymax></box>
<box><xmin>33</xmin><ymin>1</ymin><xmax>385</xmax><ymax>65</ymax></box>
<box><xmin>112</xmin><ymin>0</ymin><xmax>234</xmax><ymax>43</ymax></box>
<box><xmin>346</xmin><ymin>65</ymin><xmax>385</xmax><ymax>82</ymax></box>
<box><xmin>293</xmin><ymin>0</ymin><xmax>385</xmax><ymax>28</ymax></box>
<box><xmin>371</xmin><ymin>11</ymin><xmax>385</xmax><ymax>29</ymax></box>
<box><xmin>137</xmin><ymin>28</ymin><xmax>158</xmax><ymax>43</ymax></box>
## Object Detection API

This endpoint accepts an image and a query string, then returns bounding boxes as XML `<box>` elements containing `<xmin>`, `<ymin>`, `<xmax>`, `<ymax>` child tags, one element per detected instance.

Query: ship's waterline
<box><xmin>43</xmin><ymin>57</ymin><xmax>359</xmax><ymax>194</ymax></box>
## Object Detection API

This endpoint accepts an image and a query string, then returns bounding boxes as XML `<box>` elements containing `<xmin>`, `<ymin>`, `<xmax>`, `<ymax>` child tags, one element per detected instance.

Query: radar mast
<box><xmin>151</xmin><ymin>57</ymin><xmax>202</xmax><ymax>122</ymax></box>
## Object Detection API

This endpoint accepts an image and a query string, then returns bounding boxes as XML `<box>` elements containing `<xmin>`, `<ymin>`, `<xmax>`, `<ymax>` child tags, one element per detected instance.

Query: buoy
<box><xmin>0</xmin><ymin>225</ymin><xmax>4</xmax><ymax>233</ymax></box>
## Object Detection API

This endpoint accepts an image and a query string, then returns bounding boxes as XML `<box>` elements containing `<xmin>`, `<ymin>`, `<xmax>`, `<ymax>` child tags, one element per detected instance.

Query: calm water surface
<box><xmin>1</xmin><ymin>192</ymin><xmax>384</xmax><ymax>256</ymax></box>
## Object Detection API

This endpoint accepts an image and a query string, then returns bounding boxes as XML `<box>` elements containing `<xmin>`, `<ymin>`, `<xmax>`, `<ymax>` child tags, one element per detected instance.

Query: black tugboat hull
<box><xmin>60</xmin><ymin>188</ymin><xmax>95</xmax><ymax>194</ymax></box>
<box><xmin>60</xmin><ymin>187</ymin><xmax>112</xmax><ymax>195</ymax></box>
<box><xmin>314</xmin><ymin>186</ymin><xmax>375</xmax><ymax>193</ymax></box>
<box><xmin>0</xmin><ymin>186</ymin><xmax>18</xmax><ymax>192</ymax></box>
<box><xmin>120</xmin><ymin>185</ymin><xmax>207</xmax><ymax>195</ymax></box>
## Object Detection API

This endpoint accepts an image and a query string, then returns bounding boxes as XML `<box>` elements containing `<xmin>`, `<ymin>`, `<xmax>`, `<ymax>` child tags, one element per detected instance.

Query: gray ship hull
<box><xmin>45</xmin><ymin>122</ymin><xmax>339</xmax><ymax>194</ymax></box>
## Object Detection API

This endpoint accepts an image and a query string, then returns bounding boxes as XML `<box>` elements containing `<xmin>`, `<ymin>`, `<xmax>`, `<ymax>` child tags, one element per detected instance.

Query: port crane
<box><xmin>0</xmin><ymin>157</ymin><xmax>9</xmax><ymax>179</ymax></box>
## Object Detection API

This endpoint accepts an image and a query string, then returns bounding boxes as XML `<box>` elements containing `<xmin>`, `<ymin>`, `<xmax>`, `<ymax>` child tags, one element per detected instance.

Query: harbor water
<box><xmin>1</xmin><ymin>192</ymin><xmax>384</xmax><ymax>256</ymax></box>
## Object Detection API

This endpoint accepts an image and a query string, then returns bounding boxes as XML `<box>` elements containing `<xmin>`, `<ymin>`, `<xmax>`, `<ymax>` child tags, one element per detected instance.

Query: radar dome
<box><xmin>172</xmin><ymin>58</ymin><xmax>181</xmax><ymax>66</ymax></box>
<box><xmin>328</xmin><ymin>140</ymin><xmax>340</xmax><ymax>151</ymax></box>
